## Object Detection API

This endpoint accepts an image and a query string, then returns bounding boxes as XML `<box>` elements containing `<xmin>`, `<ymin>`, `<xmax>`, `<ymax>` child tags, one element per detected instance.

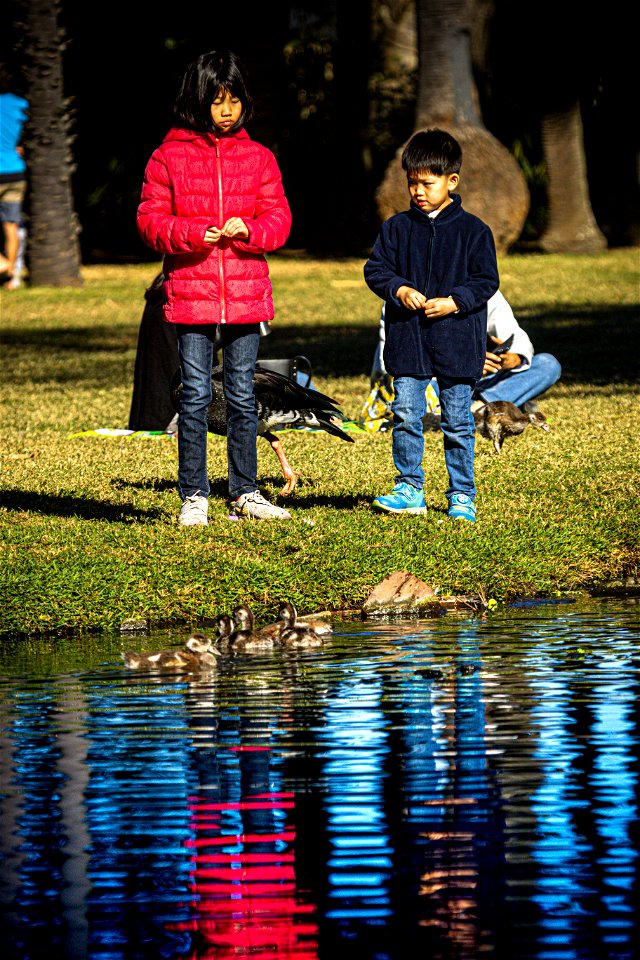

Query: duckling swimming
<box><xmin>214</xmin><ymin>614</ymin><xmax>234</xmax><ymax>652</ymax></box>
<box><xmin>244</xmin><ymin>603</ymin><xmax>292</xmax><ymax>644</ymax></box>
<box><xmin>279</xmin><ymin>613</ymin><xmax>323</xmax><ymax>648</ymax></box>
<box><xmin>278</xmin><ymin>601</ymin><xmax>332</xmax><ymax>637</ymax></box>
<box><xmin>229</xmin><ymin>605</ymin><xmax>276</xmax><ymax>651</ymax></box>
<box><xmin>122</xmin><ymin>632</ymin><xmax>217</xmax><ymax>671</ymax></box>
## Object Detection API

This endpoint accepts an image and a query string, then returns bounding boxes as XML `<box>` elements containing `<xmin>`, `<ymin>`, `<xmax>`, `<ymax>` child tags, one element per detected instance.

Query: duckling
<box><xmin>249</xmin><ymin>604</ymin><xmax>292</xmax><ymax>644</ymax></box>
<box><xmin>280</xmin><ymin>625</ymin><xmax>323</xmax><ymax>647</ymax></box>
<box><xmin>279</xmin><ymin>608</ymin><xmax>323</xmax><ymax>648</ymax></box>
<box><xmin>278</xmin><ymin>601</ymin><xmax>333</xmax><ymax>636</ymax></box>
<box><xmin>214</xmin><ymin>614</ymin><xmax>234</xmax><ymax>652</ymax></box>
<box><xmin>473</xmin><ymin>400</ymin><xmax>550</xmax><ymax>454</ymax></box>
<box><xmin>229</xmin><ymin>605</ymin><xmax>276</xmax><ymax>651</ymax></box>
<box><xmin>185</xmin><ymin>632</ymin><xmax>218</xmax><ymax>668</ymax></box>
<box><xmin>122</xmin><ymin>632</ymin><xmax>217</xmax><ymax>671</ymax></box>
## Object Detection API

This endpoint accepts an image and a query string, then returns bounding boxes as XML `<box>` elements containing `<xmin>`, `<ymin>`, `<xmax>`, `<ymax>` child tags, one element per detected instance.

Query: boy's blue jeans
<box><xmin>177</xmin><ymin>323</ymin><xmax>260</xmax><ymax>501</ymax></box>
<box><xmin>392</xmin><ymin>375</ymin><xmax>476</xmax><ymax>500</ymax></box>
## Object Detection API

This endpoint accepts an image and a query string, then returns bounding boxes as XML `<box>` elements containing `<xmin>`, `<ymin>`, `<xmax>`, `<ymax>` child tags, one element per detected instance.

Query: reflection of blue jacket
<box><xmin>0</xmin><ymin>93</ymin><xmax>29</xmax><ymax>178</ymax></box>
<box><xmin>364</xmin><ymin>194</ymin><xmax>499</xmax><ymax>379</ymax></box>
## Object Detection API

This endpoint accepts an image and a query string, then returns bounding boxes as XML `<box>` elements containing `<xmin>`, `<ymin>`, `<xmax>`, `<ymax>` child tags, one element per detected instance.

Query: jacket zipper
<box><xmin>423</xmin><ymin>218</ymin><xmax>436</xmax><ymax>298</ymax></box>
<box><xmin>214</xmin><ymin>140</ymin><xmax>226</xmax><ymax>323</ymax></box>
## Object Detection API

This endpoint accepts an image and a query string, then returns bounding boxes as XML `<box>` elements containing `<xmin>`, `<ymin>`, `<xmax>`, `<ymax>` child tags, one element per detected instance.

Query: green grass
<box><xmin>1</xmin><ymin>250</ymin><xmax>639</xmax><ymax>637</ymax></box>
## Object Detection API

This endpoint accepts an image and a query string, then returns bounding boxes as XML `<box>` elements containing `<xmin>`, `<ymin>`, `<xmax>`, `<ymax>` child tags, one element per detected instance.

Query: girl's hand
<box><xmin>204</xmin><ymin>226</ymin><xmax>223</xmax><ymax>245</ymax></box>
<box><xmin>222</xmin><ymin>217</ymin><xmax>249</xmax><ymax>239</ymax></box>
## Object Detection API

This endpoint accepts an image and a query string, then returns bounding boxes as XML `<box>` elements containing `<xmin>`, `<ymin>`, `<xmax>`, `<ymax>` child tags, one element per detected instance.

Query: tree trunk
<box><xmin>22</xmin><ymin>0</ymin><xmax>82</xmax><ymax>286</ymax></box>
<box><xmin>375</xmin><ymin>0</ymin><xmax>529</xmax><ymax>255</ymax></box>
<box><xmin>373</xmin><ymin>0</ymin><xmax>417</xmax><ymax>74</ymax></box>
<box><xmin>538</xmin><ymin>102</ymin><xmax>607</xmax><ymax>253</ymax></box>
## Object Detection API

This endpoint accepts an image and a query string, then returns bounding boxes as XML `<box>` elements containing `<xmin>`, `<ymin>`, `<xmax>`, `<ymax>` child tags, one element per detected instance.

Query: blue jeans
<box><xmin>392</xmin><ymin>376</ymin><xmax>476</xmax><ymax>500</ymax></box>
<box><xmin>475</xmin><ymin>353</ymin><xmax>561</xmax><ymax>407</ymax></box>
<box><xmin>177</xmin><ymin>324</ymin><xmax>260</xmax><ymax>500</ymax></box>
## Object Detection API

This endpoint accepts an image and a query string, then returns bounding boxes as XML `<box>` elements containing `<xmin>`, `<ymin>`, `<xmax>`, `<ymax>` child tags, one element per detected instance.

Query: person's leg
<box><xmin>177</xmin><ymin>325</ymin><xmax>215</xmax><ymax>501</ymax></box>
<box><xmin>2</xmin><ymin>221</ymin><xmax>19</xmax><ymax>273</ymax></box>
<box><xmin>372</xmin><ymin>376</ymin><xmax>428</xmax><ymax>513</ymax></box>
<box><xmin>223</xmin><ymin>325</ymin><xmax>292</xmax><ymax>520</ymax></box>
<box><xmin>475</xmin><ymin>354</ymin><xmax>562</xmax><ymax>407</ymax></box>
<box><xmin>438</xmin><ymin>377</ymin><xmax>476</xmax><ymax>507</ymax></box>
<box><xmin>0</xmin><ymin>185</ymin><xmax>26</xmax><ymax>285</ymax></box>
<box><xmin>391</xmin><ymin>376</ymin><xmax>428</xmax><ymax>488</ymax></box>
<box><xmin>220</xmin><ymin>324</ymin><xmax>261</xmax><ymax>499</ymax></box>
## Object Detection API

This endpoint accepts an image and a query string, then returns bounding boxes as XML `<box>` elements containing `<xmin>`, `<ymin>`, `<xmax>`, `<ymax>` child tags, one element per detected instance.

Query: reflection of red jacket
<box><xmin>137</xmin><ymin>127</ymin><xmax>291</xmax><ymax>325</ymax></box>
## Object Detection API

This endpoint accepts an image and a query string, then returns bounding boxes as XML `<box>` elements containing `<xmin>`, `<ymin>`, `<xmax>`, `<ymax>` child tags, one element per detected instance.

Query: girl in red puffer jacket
<box><xmin>137</xmin><ymin>50</ymin><xmax>293</xmax><ymax>524</ymax></box>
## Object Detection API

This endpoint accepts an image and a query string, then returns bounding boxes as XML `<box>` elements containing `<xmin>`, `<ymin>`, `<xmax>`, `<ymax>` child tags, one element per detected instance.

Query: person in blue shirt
<box><xmin>0</xmin><ymin>64</ymin><xmax>29</xmax><ymax>289</ymax></box>
<box><xmin>364</xmin><ymin>129</ymin><xmax>499</xmax><ymax>523</ymax></box>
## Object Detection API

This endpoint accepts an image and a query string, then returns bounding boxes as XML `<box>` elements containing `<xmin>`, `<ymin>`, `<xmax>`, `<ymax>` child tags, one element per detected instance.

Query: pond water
<box><xmin>1</xmin><ymin>598</ymin><xmax>639</xmax><ymax>960</ymax></box>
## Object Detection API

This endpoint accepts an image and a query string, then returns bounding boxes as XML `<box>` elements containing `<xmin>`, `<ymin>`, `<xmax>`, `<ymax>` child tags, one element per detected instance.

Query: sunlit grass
<box><xmin>1</xmin><ymin>250</ymin><xmax>639</xmax><ymax>636</ymax></box>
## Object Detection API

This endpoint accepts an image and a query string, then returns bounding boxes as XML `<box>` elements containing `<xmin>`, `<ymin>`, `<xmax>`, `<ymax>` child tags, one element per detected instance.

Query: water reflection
<box><xmin>0</xmin><ymin>600</ymin><xmax>638</xmax><ymax>959</ymax></box>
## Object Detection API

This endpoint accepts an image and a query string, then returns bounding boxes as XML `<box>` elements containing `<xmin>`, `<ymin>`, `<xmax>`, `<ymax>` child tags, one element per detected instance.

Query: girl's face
<box><xmin>210</xmin><ymin>87</ymin><xmax>243</xmax><ymax>133</ymax></box>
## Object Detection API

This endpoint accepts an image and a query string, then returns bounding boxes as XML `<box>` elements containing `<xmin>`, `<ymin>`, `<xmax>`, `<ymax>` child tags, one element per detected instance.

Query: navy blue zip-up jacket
<box><xmin>364</xmin><ymin>194</ymin><xmax>499</xmax><ymax>380</ymax></box>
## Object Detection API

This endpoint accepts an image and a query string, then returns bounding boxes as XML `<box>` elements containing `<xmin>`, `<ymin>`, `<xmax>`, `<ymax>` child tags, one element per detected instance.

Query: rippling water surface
<box><xmin>1</xmin><ymin>599</ymin><xmax>639</xmax><ymax>960</ymax></box>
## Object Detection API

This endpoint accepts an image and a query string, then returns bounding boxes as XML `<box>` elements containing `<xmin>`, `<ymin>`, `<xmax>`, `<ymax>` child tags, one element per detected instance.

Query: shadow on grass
<box><xmin>0</xmin><ymin>490</ymin><xmax>163</xmax><ymax>522</ymax></box>
<box><xmin>3</xmin><ymin>303</ymin><xmax>638</xmax><ymax>386</ymax></box>
<box><xmin>263</xmin><ymin>304</ymin><xmax>640</xmax><ymax>382</ymax></box>
<box><xmin>1</xmin><ymin>326</ymin><xmax>136</xmax><ymax>352</ymax></box>
<box><xmin>112</xmin><ymin>477</ymin><xmax>176</xmax><ymax>493</ymax></box>
<box><xmin>111</xmin><ymin>475</ymin><xmax>365</xmax><ymax>512</ymax></box>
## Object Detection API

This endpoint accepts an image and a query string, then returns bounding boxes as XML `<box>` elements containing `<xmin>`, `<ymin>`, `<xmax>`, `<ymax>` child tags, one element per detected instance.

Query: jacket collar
<box><xmin>409</xmin><ymin>192</ymin><xmax>462</xmax><ymax>223</ymax></box>
<box><xmin>162</xmin><ymin>126</ymin><xmax>250</xmax><ymax>146</ymax></box>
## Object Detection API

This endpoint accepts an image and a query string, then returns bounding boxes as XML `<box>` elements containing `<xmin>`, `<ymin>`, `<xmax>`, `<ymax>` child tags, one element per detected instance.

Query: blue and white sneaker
<box><xmin>373</xmin><ymin>482</ymin><xmax>426</xmax><ymax>515</ymax></box>
<box><xmin>447</xmin><ymin>493</ymin><xmax>476</xmax><ymax>522</ymax></box>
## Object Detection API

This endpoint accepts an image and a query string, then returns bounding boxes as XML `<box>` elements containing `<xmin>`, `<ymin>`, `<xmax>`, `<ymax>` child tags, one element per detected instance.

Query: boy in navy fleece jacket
<box><xmin>364</xmin><ymin>129</ymin><xmax>499</xmax><ymax>522</ymax></box>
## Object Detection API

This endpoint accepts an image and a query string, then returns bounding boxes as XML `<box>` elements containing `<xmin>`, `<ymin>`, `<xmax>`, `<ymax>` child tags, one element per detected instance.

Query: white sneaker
<box><xmin>179</xmin><ymin>493</ymin><xmax>208</xmax><ymax>526</ymax></box>
<box><xmin>230</xmin><ymin>490</ymin><xmax>292</xmax><ymax>520</ymax></box>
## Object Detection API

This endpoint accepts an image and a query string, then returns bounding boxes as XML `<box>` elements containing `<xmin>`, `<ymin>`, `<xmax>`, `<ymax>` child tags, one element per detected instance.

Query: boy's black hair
<box><xmin>401</xmin><ymin>129</ymin><xmax>462</xmax><ymax>176</ymax></box>
<box><xmin>173</xmin><ymin>50</ymin><xmax>253</xmax><ymax>134</ymax></box>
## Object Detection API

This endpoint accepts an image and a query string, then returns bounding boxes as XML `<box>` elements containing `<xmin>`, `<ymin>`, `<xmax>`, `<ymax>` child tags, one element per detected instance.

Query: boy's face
<box><xmin>407</xmin><ymin>169</ymin><xmax>459</xmax><ymax>214</ymax></box>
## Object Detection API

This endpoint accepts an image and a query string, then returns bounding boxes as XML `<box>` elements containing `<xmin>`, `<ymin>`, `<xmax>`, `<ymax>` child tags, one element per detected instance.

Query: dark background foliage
<box><xmin>1</xmin><ymin>0</ymin><xmax>637</xmax><ymax>261</ymax></box>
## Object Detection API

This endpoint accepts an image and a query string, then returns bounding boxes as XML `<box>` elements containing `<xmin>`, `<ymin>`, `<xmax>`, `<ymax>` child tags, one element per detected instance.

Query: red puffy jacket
<box><xmin>137</xmin><ymin>127</ymin><xmax>292</xmax><ymax>325</ymax></box>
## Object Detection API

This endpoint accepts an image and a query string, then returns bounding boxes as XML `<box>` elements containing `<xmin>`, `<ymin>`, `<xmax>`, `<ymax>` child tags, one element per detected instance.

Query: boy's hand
<box><xmin>424</xmin><ymin>296</ymin><xmax>458</xmax><ymax>318</ymax></box>
<box><xmin>397</xmin><ymin>285</ymin><xmax>427</xmax><ymax>310</ymax></box>
<box><xmin>204</xmin><ymin>226</ymin><xmax>223</xmax><ymax>245</ymax></box>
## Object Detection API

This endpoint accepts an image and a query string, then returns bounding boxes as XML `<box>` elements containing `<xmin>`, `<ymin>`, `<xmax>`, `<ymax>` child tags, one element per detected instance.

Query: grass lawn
<box><xmin>1</xmin><ymin>249</ymin><xmax>639</xmax><ymax>637</ymax></box>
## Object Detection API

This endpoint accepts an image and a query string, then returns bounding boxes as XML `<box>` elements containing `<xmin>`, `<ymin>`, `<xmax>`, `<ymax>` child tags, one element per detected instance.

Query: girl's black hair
<box><xmin>401</xmin><ymin>129</ymin><xmax>462</xmax><ymax>176</ymax></box>
<box><xmin>173</xmin><ymin>50</ymin><xmax>253</xmax><ymax>134</ymax></box>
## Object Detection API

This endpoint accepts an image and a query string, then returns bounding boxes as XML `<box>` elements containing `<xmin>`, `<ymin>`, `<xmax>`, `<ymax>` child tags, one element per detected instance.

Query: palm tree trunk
<box><xmin>375</xmin><ymin>0</ymin><xmax>529</xmax><ymax>254</ymax></box>
<box><xmin>22</xmin><ymin>0</ymin><xmax>82</xmax><ymax>286</ymax></box>
<box><xmin>415</xmin><ymin>0</ymin><xmax>480</xmax><ymax>127</ymax></box>
<box><xmin>539</xmin><ymin>102</ymin><xmax>607</xmax><ymax>253</ymax></box>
